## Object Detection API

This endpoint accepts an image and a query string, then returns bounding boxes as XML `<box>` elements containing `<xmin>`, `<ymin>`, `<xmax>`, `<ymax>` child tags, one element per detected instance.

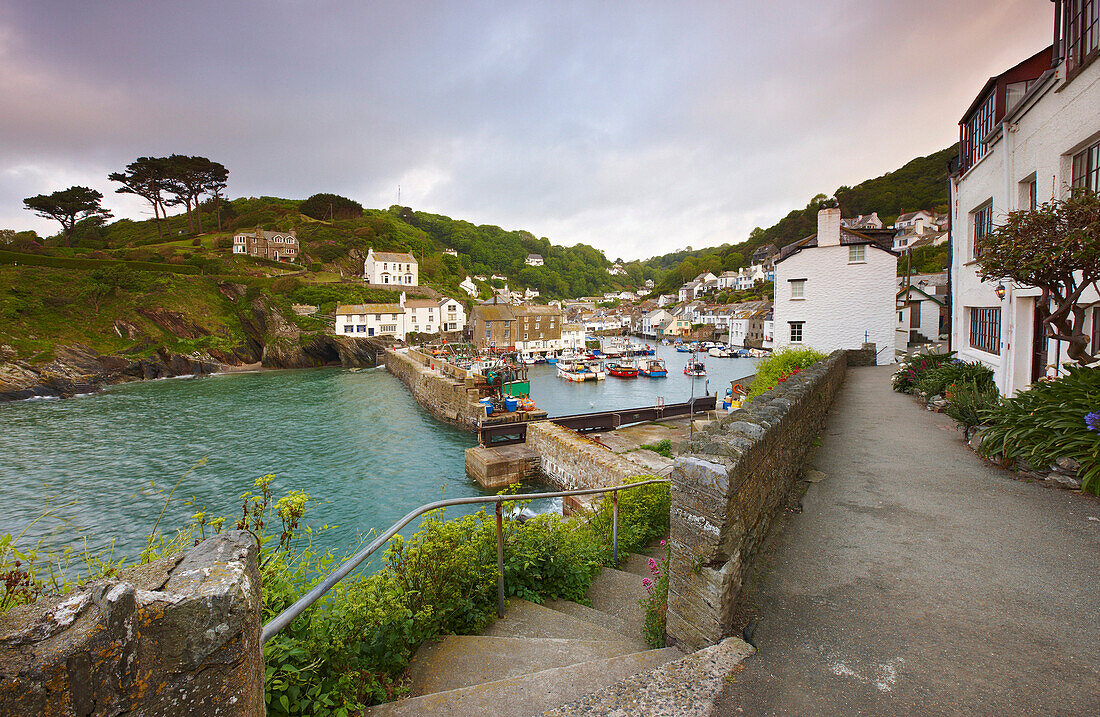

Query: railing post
<box><xmin>495</xmin><ymin>502</ymin><xmax>505</xmax><ymax>618</ymax></box>
<box><xmin>612</xmin><ymin>489</ymin><xmax>619</xmax><ymax>566</ymax></box>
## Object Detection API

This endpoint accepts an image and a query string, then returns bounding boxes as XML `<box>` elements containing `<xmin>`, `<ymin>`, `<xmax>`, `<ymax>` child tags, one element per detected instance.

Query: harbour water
<box><xmin>0</xmin><ymin>342</ymin><xmax>756</xmax><ymax>562</ymax></box>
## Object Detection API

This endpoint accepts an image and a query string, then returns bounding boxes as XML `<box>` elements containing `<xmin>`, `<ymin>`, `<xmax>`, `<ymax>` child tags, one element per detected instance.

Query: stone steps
<box><xmin>365</xmin><ymin>647</ymin><xmax>684</xmax><ymax>717</ymax></box>
<box><xmin>365</xmin><ymin>550</ymin><xmax>751</xmax><ymax>717</ymax></box>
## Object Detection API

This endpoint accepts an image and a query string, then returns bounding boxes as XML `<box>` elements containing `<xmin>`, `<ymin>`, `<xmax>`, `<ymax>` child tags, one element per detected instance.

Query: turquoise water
<box><xmin>0</xmin><ymin>344</ymin><xmax>756</xmax><ymax>562</ymax></box>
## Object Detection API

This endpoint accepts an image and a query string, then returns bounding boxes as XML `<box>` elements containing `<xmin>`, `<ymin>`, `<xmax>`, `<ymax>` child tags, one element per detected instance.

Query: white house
<box><xmin>459</xmin><ymin>276</ymin><xmax>478</xmax><ymax>297</ymax></box>
<box><xmin>841</xmin><ymin>212</ymin><xmax>884</xmax><ymax>230</ymax></box>
<box><xmin>559</xmin><ymin>324</ymin><xmax>586</xmax><ymax>351</ymax></box>
<box><xmin>950</xmin><ymin>4</ymin><xmax>1100</xmax><ymax>395</ymax></box>
<box><xmin>641</xmin><ymin>309</ymin><xmax>674</xmax><ymax>337</ymax></box>
<box><xmin>773</xmin><ymin>208</ymin><xmax>897</xmax><ymax>364</ymax></box>
<box><xmin>443</xmin><ymin>248</ymin><xmax>458</xmax><ymax>257</ymax></box>
<box><xmin>895</xmin><ymin>210</ymin><xmax>938</xmax><ymax>234</ymax></box>
<box><xmin>609</xmin><ymin>263</ymin><xmax>627</xmax><ymax>276</ymax></box>
<box><xmin>364</xmin><ymin>248</ymin><xmax>418</xmax><ymax>286</ymax></box>
<box><xmin>896</xmin><ymin>284</ymin><xmax>946</xmax><ymax>353</ymax></box>
<box><xmin>525</xmin><ymin>254</ymin><xmax>544</xmax><ymax>266</ymax></box>
<box><xmin>657</xmin><ymin>294</ymin><xmax>677</xmax><ymax>307</ymax></box>
<box><xmin>335</xmin><ymin>300</ymin><xmax>406</xmax><ymax>340</ymax></box>
<box><xmin>437</xmin><ymin>298</ymin><xmax>466</xmax><ymax>333</ymax></box>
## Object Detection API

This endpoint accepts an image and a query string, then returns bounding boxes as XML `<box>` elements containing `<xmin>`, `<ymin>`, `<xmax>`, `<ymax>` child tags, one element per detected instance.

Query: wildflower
<box><xmin>642</xmin><ymin>577</ymin><xmax>652</xmax><ymax>589</ymax></box>
<box><xmin>659</xmin><ymin>539</ymin><xmax>666</xmax><ymax>546</ymax></box>
<box><xmin>1085</xmin><ymin>412</ymin><xmax>1100</xmax><ymax>432</ymax></box>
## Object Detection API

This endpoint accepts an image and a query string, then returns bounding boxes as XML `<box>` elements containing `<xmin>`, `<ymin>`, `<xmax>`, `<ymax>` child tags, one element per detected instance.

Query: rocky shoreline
<box><xmin>0</xmin><ymin>281</ymin><xmax>384</xmax><ymax>402</ymax></box>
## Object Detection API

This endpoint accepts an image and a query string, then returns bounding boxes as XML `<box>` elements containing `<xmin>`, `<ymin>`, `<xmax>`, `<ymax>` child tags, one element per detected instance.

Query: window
<box><xmin>969</xmin><ymin>307</ymin><xmax>1002</xmax><ymax>354</ymax></box>
<box><xmin>972</xmin><ymin>203</ymin><xmax>993</xmax><ymax>258</ymax></box>
<box><xmin>356</xmin><ymin>324</ymin><xmax>366</xmax><ymax>333</ymax></box>
<box><xmin>1093</xmin><ymin>307</ymin><xmax>1100</xmax><ymax>351</ymax></box>
<box><xmin>486</xmin><ymin>328</ymin><xmax>491</xmax><ymax>339</ymax></box>
<box><xmin>382</xmin><ymin>324</ymin><xmax>397</xmax><ymax>333</ymax></box>
<box><xmin>343</xmin><ymin>325</ymin><xmax>353</xmax><ymax>334</ymax></box>
<box><xmin>789</xmin><ymin>322</ymin><xmax>804</xmax><ymax>343</ymax></box>
<box><xmin>1072</xmin><ymin>139</ymin><xmax>1100</xmax><ymax>192</ymax></box>
<box><xmin>374</xmin><ymin>314</ymin><xmax>381</xmax><ymax>320</ymax></box>
<box><xmin>1020</xmin><ymin>176</ymin><xmax>1038</xmax><ymax>210</ymax></box>
<box><xmin>790</xmin><ymin>280</ymin><xmax>805</xmax><ymax>299</ymax></box>
<box><xmin>1065</xmin><ymin>0</ymin><xmax>1099</xmax><ymax>77</ymax></box>
<box><xmin>848</xmin><ymin>245</ymin><xmax>866</xmax><ymax>263</ymax></box>
<box><xmin>960</xmin><ymin>90</ymin><xmax>996</xmax><ymax>172</ymax></box>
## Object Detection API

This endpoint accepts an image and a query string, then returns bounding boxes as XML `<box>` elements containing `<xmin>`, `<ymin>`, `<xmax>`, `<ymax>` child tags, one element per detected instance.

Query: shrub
<box><xmin>309</xmin><ymin>261</ymin><xmax>322</xmax><ymax>272</ymax></box>
<box><xmin>271</xmin><ymin>276</ymin><xmax>301</xmax><ymax>294</ymax></box>
<box><xmin>914</xmin><ymin>360</ymin><xmax>994</xmax><ymax>398</ymax></box>
<box><xmin>215</xmin><ymin>237</ymin><xmax>233</xmax><ymax>250</ymax></box>
<box><xmin>892</xmin><ymin>350</ymin><xmax>957</xmax><ymax>393</ymax></box>
<box><xmin>0</xmin><ymin>249</ymin><xmax>200</xmax><ymax>275</ymax></box>
<box><xmin>747</xmin><ymin>347</ymin><xmax>827</xmax><ymax>399</ymax></box>
<box><xmin>944</xmin><ymin>381</ymin><xmax>999</xmax><ymax>439</ymax></box>
<box><xmin>978</xmin><ymin>364</ymin><xmax>1100</xmax><ymax>495</ymax></box>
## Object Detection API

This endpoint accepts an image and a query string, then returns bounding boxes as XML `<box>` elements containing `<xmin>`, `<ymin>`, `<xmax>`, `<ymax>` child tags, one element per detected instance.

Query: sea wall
<box><xmin>665</xmin><ymin>350</ymin><xmax>848</xmax><ymax>651</ymax></box>
<box><xmin>526</xmin><ymin>422</ymin><xmax>649</xmax><ymax>512</ymax></box>
<box><xmin>384</xmin><ymin>348</ymin><xmax>487</xmax><ymax>430</ymax></box>
<box><xmin>0</xmin><ymin>531</ymin><xmax>263</xmax><ymax>716</ymax></box>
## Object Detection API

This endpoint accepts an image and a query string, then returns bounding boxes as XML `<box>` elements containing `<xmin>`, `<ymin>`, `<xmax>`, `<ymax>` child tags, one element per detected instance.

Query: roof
<box><xmin>776</xmin><ymin>227</ymin><xmax>897</xmax><ymax>263</ymax></box>
<box><xmin>403</xmin><ymin>298</ymin><xmax>440</xmax><ymax>309</ymax></box>
<box><xmin>897</xmin><ymin>285</ymin><xmax>946</xmax><ymax>306</ymax></box>
<box><xmin>473</xmin><ymin>304</ymin><xmax>516</xmax><ymax>321</ymax></box>
<box><xmin>526</xmin><ymin>253</ymin><xmax>543</xmax><ymax>260</ymax></box>
<box><xmin>369</xmin><ymin>250</ymin><xmax>417</xmax><ymax>263</ymax></box>
<box><xmin>336</xmin><ymin>303</ymin><xmax>403</xmax><ymax>315</ymax></box>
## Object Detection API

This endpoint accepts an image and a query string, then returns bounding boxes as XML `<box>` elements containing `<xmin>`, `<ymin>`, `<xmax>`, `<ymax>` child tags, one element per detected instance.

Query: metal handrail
<box><xmin>260</xmin><ymin>477</ymin><xmax>671</xmax><ymax>644</ymax></box>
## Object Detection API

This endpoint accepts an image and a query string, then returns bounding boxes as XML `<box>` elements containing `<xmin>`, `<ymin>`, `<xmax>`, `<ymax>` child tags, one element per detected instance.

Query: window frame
<box><xmin>1064</xmin><ymin>0</ymin><xmax>1100</xmax><ymax>80</ymax></box>
<box><xmin>789</xmin><ymin>321</ymin><xmax>804</xmax><ymax>344</ymax></box>
<box><xmin>848</xmin><ymin>244</ymin><xmax>866</xmax><ymax>264</ymax></box>
<box><xmin>971</xmin><ymin>202</ymin><xmax>993</xmax><ymax>259</ymax></box>
<box><xmin>1071</xmin><ymin>138</ymin><xmax>1100</xmax><ymax>193</ymax></box>
<box><xmin>789</xmin><ymin>279</ymin><xmax>806</xmax><ymax>300</ymax></box>
<box><xmin>968</xmin><ymin>307</ymin><xmax>1002</xmax><ymax>355</ymax></box>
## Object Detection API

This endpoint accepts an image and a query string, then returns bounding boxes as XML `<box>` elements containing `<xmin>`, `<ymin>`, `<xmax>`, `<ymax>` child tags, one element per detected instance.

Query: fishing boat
<box><xmin>518</xmin><ymin>351</ymin><xmax>537</xmax><ymax>365</ymax></box>
<box><xmin>708</xmin><ymin>345</ymin><xmax>731</xmax><ymax>358</ymax></box>
<box><xmin>684</xmin><ymin>358</ymin><xmax>707</xmax><ymax>377</ymax></box>
<box><xmin>557</xmin><ymin>359</ymin><xmax>606</xmax><ymax>381</ymax></box>
<box><xmin>606</xmin><ymin>359</ymin><xmax>639</xmax><ymax>378</ymax></box>
<box><xmin>639</xmin><ymin>358</ymin><xmax>667</xmax><ymax>377</ymax></box>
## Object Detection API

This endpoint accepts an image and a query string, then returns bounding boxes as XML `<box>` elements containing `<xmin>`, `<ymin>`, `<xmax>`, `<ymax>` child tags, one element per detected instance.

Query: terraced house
<box><xmin>364</xmin><ymin>248</ymin><xmax>418</xmax><ymax>286</ymax></box>
<box><xmin>950</xmin><ymin>0</ymin><xmax>1100</xmax><ymax>394</ymax></box>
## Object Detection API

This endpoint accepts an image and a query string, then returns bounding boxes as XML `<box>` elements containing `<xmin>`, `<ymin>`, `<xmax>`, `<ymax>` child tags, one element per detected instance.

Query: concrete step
<box><xmin>542</xmin><ymin>599</ymin><xmax>645</xmax><ymax>649</ymax></box>
<box><xmin>405</xmin><ymin>635</ymin><xmax>641</xmax><ymax>695</ymax></box>
<box><xmin>481</xmin><ymin>598</ymin><xmax>634</xmax><ymax>644</ymax></box>
<box><xmin>587</xmin><ymin>567</ymin><xmax>650</xmax><ymax>642</ymax></box>
<box><xmin>366</xmin><ymin>647</ymin><xmax>684</xmax><ymax>717</ymax></box>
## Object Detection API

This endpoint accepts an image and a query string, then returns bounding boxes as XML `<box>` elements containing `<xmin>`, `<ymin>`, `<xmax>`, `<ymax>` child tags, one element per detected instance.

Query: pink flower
<box><xmin>660</xmin><ymin>540</ymin><xmax>666</xmax><ymax>546</ymax></box>
<box><xmin>642</xmin><ymin>577</ymin><xmax>652</xmax><ymax>589</ymax></box>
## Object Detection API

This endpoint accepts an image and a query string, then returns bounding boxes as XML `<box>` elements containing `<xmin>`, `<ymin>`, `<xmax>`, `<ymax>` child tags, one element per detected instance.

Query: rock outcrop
<box><xmin>0</xmin><ymin>531</ymin><xmax>264</xmax><ymax>716</ymax></box>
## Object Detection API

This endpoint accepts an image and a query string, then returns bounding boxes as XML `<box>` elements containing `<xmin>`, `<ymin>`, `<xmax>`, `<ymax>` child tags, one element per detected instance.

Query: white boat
<box><xmin>557</xmin><ymin>359</ymin><xmax>606</xmax><ymax>381</ymax></box>
<box><xmin>518</xmin><ymin>351</ymin><xmax>537</xmax><ymax>365</ymax></box>
<box><xmin>708</xmin><ymin>346</ymin><xmax>731</xmax><ymax>358</ymax></box>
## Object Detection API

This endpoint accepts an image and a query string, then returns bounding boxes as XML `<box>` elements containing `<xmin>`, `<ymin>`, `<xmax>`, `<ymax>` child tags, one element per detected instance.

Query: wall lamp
<box><xmin>995</xmin><ymin>283</ymin><xmax>1006</xmax><ymax>300</ymax></box>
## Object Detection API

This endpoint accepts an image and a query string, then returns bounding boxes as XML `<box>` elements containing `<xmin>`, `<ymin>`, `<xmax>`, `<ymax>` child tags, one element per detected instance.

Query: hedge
<box><xmin>0</xmin><ymin>250</ymin><xmax>201</xmax><ymax>275</ymax></box>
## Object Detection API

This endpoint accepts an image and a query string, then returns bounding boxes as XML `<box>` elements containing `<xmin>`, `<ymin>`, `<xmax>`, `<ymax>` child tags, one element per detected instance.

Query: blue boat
<box><xmin>639</xmin><ymin>358</ymin><xmax>667</xmax><ymax>377</ymax></box>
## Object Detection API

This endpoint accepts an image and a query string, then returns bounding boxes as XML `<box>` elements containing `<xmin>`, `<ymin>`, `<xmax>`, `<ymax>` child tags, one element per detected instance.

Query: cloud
<box><xmin>0</xmin><ymin>0</ymin><xmax>1054</xmax><ymax>258</ymax></box>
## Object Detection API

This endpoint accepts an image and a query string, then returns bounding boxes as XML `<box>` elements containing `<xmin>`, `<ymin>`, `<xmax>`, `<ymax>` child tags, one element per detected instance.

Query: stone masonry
<box><xmin>0</xmin><ymin>531</ymin><xmax>263</xmax><ymax>716</ymax></box>
<box><xmin>665</xmin><ymin>351</ymin><xmax>848</xmax><ymax>651</ymax></box>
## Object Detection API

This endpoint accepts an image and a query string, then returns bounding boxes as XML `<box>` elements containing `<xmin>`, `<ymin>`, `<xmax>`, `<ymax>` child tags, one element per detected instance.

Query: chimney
<box><xmin>817</xmin><ymin>208</ymin><xmax>841</xmax><ymax>247</ymax></box>
<box><xmin>400</xmin><ymin>291</ymin><xmax>406</xmax><ymax>307</ymax></box>
<box><xmin>914</xmin><ymin>217</ymin><xmax>925</xmax><ymax>235</ymax></box>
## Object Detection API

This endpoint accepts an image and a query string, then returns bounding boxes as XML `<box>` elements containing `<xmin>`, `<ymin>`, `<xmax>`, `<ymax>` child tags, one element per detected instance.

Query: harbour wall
<box><xmin>665</xmin><ymin>350</ymin><xmax>848</xmax><ymax>651</ymax></box>
<box><xmin>525</xmin><ymin>422</ymin><xmax>651</xmax><ymax>513</ymax></box>
<box><xmin>384</xmin><ymin>348</ymin><xmax>488</xmax><ymax>431</ymax></box>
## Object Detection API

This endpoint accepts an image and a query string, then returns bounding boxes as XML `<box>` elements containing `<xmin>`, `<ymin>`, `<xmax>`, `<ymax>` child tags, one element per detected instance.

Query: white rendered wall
<box><xmin>951</xmin><ymin>58</ymin><xmax>1100</xmax><ymax>395</ymax></box>
<box><xmin>775</xmin><ymin>245</ymin><xmax>897</xmax><ymax>364</ymax></box>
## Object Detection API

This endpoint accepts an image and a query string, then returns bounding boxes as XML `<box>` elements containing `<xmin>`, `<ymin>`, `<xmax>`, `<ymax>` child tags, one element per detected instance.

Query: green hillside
<box><xmin>644</xmin><ymin>144</ymin><xmax>957</xmax><ymax>292</ymax></box>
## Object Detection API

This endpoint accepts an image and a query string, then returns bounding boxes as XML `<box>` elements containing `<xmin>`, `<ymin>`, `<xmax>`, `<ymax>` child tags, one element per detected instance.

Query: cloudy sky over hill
<box><xmin>0</xmin><ymin>0</ymin><xmax>1051</xmax><ymax>259</ymax></box>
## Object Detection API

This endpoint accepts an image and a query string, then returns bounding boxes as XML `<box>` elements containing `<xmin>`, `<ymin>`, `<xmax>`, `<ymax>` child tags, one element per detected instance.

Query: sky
<box><xmin>0</xmin><ymin>0</ymin><xmax>1054</xmax><ymax>260</ymax></box>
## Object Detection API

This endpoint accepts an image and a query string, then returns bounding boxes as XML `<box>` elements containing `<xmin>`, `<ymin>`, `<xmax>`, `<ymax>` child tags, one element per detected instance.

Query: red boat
<box><xmin>606</xmin><ymin>360</ymin><xmax>639</xmax><ymax>378</ymax></box>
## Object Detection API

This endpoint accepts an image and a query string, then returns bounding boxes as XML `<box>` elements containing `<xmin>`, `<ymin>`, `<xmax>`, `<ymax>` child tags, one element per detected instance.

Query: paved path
<box><xmin>717</xmin><ymin>365</ymin><xmax>1100</xmax><ymax>716</ymax></box>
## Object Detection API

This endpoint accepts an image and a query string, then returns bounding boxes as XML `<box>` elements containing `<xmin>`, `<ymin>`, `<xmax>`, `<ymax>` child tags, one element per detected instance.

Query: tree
<box><xmin>300</xmin><ymin>193</ymin><xmax>364</xmax><ymax>221</ymax></box>
<box><xmin>978</xmin><ymin>189</ymin><xmax>1100</xmax><ymax>364</ymax></box>
<box><xmin>163</xmin><ymin>155</ymin><xmax>227</xmax><ymax>234</ymax></box>
<box><xmin>109</xmin><ymin>158</ymin><xmax>171</xmax><ymax>240</ymax></box>
<box><xmin>22</xmin><ymin>187</ymin><xmax>112</xmax><ymax>247</ymax></box>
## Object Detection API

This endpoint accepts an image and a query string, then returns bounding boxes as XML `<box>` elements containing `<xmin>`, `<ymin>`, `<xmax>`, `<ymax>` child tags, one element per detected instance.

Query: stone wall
<box><xmin>384</xmin><ymin>348</ymin><xmax>486</xmax><ymax>430</ymax></box>
<box><xmin>665</xmin><ymin>351</ymin><xmax>848</xmax><ymax>651</ymax></box>
<box><xmin>526</xmin><ymin>422</ymin><xmax>650</xmax><ymax>512</ymax></box>
<box><xmin>0</xmin><ymin>531</ymin><xmax>263</xmax><ymax>716</ymax></box>
<box><xmin>846</xmin><ymin>342</ymin><xmax>879</xmax><ymax>367</ymax></box>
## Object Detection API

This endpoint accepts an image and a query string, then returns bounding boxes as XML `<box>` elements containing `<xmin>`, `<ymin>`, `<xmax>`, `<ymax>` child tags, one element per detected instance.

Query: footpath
<box><xmin>717</xmin><ymin>365</ymin><xmax>1100</xmax><ymax>716</ymax></box>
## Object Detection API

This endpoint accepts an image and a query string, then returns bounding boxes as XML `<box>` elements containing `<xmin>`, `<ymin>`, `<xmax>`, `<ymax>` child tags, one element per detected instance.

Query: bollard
<box><xmin>612</xmin><ymin>489</ymin><xmax>619</xmax><ymax>566</ymax></box>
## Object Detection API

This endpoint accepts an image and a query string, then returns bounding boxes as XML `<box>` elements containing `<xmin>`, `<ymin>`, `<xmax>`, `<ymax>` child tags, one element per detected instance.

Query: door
<box><xmin>1031</xmin><ymin>303</ymin><xmax>1047</xmax><ymax>383</ymax></box>
<box><xmin>368</xmin><ymin>327</ymin><xmax>375</xmax><ymax>337</ymax></box>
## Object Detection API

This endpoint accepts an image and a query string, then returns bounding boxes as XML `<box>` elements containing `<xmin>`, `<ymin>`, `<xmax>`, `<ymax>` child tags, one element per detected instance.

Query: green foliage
<box><xmin>978</xmin><ymin>365</ymin><xmax>1100</xmax><ymax>495</ymax></box>
<box><xmin>287</xmin><ymin>284</ymin><xmax>398</xmax><ymax>312</ymax></box>
<box><xmin>0</xmin><ymin>249</ymin><xmax>200</xmax><ymax>274</ymax></box>
<box><xmin>747</xmin><ymin>347</ymin><xmax>827</xmax><ymax>398</ymax></box>
<box><xmin>638</xmin><ymin>542</ymin><xmax>669</xmax><ymax>649</ymax></box>
<box><xmin>891</xmin><ymin>351</ymin><xmax>957</xmax><ymax>393</ymax></box>
<box><xmin>977</xmin><ymin>188</ymin><xmax>1100</xmax><ymax>364</ymax></box>
<box><xmin>900</xmin><ymin>243</ymin><xmax>949</xmax><ymax>275</ymax></box>
<box><xmin>300</xmin><ymin>193</ymin><xmax>364</xmax><ymax>221</ymax></box>
<box><xmin>913</xmin><ymin>360</ymin><xmax>994</xmax><ymax>398</ymax></box>
<box><xmin>638</xmin><ymin>439</ymin><xmax>672</xmax><ymax>458</ymax></box>
<box><xmin>944</xmin><ymin>381</ymin><xmax>999</xmax><ymax>437</ymax></box>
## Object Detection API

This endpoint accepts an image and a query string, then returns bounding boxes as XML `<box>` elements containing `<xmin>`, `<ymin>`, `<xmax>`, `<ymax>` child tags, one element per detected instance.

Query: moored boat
<box><xmin>684</xmin><ymin>359</ymin><xmax>707</xmax><ymax>377</ymax></box>
<box><xmin>606</xmin><ymin>359</ymin><xmax>639</xmax><ymax>378</ymax></box>
<box><xmin>639</xmin><ymin>358</ymin><xmax>667</xmax><ymax>377</ymax></box>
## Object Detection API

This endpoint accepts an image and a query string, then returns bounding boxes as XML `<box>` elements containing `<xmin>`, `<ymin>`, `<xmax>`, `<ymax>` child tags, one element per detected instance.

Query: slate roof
<box><xmin>370</xmin><ymin>251</ymin><xmax>417</xmax><ymax>263</ymax></box>
<box><xmin>777</xmin><ymin>228</ymin><xmax>897</xmax><ymax>263</ymax></box>
<box><xmin>336</xmin><ymin>303</ymin><xmax>404</xmax><ymax>315</ymax></box>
